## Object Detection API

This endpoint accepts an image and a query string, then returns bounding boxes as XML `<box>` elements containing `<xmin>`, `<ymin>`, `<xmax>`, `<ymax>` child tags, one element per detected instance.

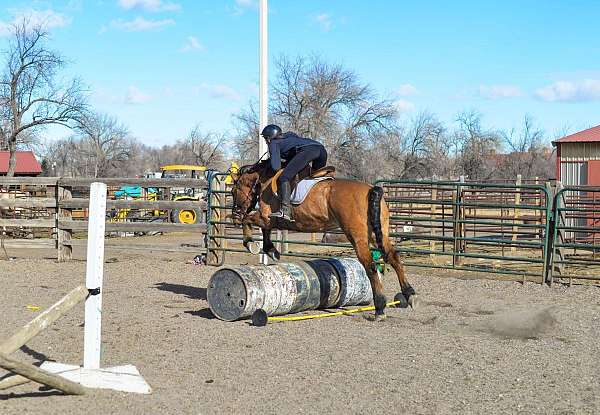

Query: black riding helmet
<box><xmin>260</xmin><ymin>124</ymin><xmax>282</xmax><ymax>140</ymax></box>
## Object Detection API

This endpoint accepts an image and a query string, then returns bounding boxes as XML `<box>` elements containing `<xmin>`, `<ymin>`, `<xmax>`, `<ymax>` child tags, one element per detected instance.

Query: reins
<box><xmin>231</xmin><ymin>152</ymin><xmax>282</xmax><ymax>217</ymax></box>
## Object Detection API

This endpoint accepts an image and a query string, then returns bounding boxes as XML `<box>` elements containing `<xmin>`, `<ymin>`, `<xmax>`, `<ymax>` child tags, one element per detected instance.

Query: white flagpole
<box><xmin>259</xmin><ymin>0</ymin><xmax>268</xmax><ymax>160</ymax></box>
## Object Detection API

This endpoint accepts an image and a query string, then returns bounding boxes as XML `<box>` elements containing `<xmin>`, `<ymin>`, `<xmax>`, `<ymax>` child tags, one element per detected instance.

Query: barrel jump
<box><xmin>230</xmin><ymin>161</ymin><xmax>418</xmax><ymax>320</ymax></box>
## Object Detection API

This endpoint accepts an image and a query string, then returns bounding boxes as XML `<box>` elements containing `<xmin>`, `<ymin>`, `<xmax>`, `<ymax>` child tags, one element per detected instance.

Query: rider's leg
<box><xmin>311</xmin><ymin>145</ymin><xmax>328</xmax><ymax>171</ymax></box>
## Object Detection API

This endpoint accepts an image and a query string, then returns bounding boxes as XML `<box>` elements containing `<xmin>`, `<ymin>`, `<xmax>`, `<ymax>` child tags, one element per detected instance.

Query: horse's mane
<box><xmin>239</xmin><ymin>159</ymin><xmax>270</xmax><ymax>175</ymax></box>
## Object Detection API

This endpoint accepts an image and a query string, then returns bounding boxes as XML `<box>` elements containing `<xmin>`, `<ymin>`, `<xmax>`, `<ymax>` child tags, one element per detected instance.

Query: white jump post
<box><xmin>84</xmin><ymin>181</ymin><xmax>106</xmax><ymax>369</ymax></box>
<box><xmin>41</xmin><ymin>182</ymin><xmax>151</xmax><ymax>394</ymax></box>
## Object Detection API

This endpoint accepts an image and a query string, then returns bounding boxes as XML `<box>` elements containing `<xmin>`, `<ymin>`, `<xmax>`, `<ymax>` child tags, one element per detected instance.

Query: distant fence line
<box><xmin>0</xmin><ymin>176</ymin><xmax>207</xmax><ymax>261</ymax></box>
<box><xmin>2</xmin><ymin>175</ymin><xmax>599</xmax><ymax>285</ymax></box>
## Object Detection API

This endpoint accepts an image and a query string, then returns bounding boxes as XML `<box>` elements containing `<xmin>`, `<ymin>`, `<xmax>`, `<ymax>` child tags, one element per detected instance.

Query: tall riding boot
<box><xmin>270</xmin><ymin>181</ymin><xmax>294</xmax><ymax>222</ymax></box>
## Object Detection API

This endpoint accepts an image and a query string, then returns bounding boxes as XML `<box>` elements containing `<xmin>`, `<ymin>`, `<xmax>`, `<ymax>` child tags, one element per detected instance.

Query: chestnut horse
<box><xmin>230</xmin><ymin>161</ymin><xmax>417</xmax><ymax>319</ymax></box>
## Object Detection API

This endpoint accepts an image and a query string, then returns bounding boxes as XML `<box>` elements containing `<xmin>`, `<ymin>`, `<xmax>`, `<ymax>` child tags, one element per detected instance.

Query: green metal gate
<box><xmin>205</xmin><ymin>175</ymin><xmax>557</xmax><ymax>284</ymax></box>
<box><xmin>549</xmin><ymin>185</ymin><xmax>600</xmax><ymax>284</ymax></box>
<box><xmin>375</xmin><ymin>180</ymin><xmax>552</xmax><ymax>283</ymax></box>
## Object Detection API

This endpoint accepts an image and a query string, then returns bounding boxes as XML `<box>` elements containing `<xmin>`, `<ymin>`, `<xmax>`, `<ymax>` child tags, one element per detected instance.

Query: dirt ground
<box><xmin>1</xmin><ymin>234</ymin><xmax>599</xmax><ymax>415</ymax></box>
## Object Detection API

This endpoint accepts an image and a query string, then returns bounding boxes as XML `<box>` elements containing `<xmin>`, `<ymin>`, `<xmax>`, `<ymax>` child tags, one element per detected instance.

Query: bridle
<box><xmin>230</xmin><ymin>152</ymin><xmax>271</xmax><ymax>221</ymax></box>
<box><xmin>231</xmin><ymin>169</ymin><xmax>261</xmax><ymax>220</ymax></box>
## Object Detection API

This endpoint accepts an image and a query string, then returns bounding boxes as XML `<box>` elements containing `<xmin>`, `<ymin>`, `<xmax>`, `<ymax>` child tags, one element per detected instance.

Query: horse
<box><xmin>229</xmin><ymin>160</ymin><xmax>417</xmax><ymax>319</ymax></box>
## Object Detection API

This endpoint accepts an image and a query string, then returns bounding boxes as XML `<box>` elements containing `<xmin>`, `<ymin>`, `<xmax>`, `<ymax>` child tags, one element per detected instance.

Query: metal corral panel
<box><xmin>560</xmin><ymin>142</ymin><xmax>600</xmax><ymax>161</ymax></box>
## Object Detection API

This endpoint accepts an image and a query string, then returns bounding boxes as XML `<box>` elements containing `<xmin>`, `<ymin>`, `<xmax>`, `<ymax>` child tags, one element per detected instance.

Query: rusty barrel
<box><xmin>207</xmin><ymin>258</ymin><xmax>373</xmax><ymax>321</ymax></box>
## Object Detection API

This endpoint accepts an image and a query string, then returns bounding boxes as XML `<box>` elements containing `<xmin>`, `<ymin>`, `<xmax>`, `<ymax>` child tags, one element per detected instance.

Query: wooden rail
<box><xmin>0</xmin><ymin>176</ymin><xmax>208</xmax><ymax>261</ymax></box>
<box><xmin>61</xmin><ymin>199</ymin><xmax>206</xmax><ymax>210</ymax></box>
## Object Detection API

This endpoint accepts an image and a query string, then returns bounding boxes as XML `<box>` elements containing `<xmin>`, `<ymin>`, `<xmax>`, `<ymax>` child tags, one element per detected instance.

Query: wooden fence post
<box><xmin>206</xmin><ymin>174</ymin><xmax>225</xmax><ymax>266</ymax></box>
<box><xmin>57</xmin><ymin>184</ymin><xmax>73</xmax><ymax>262</ymax></box>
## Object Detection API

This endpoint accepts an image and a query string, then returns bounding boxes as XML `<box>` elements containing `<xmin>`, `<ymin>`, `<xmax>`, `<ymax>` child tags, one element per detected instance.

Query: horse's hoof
<box><xmin>262</xmin><ymin>248</ymin><xmax>281</xmax><ymax>261</ymax></box>
<box><xmin>244</xmin><ymin>241</ymin><xmax>261</xmax><ymax>255</ymax></box>
<box><xmin>393</xmin><ymin>292</ymin><xmax>409</xmax><ymax>308</ymax></box>
<box><xmin>374</xmin><ymin>313</ymin><xmax>386</xmax><ymax>322</ymax></box>
<box><xmin>266</xmin><ymin>247</ymin><xmax>281</xmax><ymax>261</ymax></box>
<box><xmin>408</xmin><ymin>294</ymin><xmax>418</xmax><ymax>309</ymax></box>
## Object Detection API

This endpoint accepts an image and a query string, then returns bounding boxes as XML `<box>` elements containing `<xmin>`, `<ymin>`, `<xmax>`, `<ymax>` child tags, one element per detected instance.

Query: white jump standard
<box><xmin>40</xmin><ymin>182</ymin><xmax>152</xmax><ymax>394</ymax></box>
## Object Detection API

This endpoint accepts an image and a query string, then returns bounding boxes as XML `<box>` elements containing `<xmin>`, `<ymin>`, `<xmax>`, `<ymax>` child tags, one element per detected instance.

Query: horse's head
<box><xmin>230</xmin><ymin>164</ymin><xmax>263</xmax><ymax>224</ymax></box>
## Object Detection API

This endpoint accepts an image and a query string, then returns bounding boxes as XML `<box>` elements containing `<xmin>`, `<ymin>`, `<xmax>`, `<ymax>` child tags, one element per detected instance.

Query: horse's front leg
<box><xmin>261</xmin><ymin>228</ymin><xmax>280</xmax><ymax>261</ymax></box>
<box><xmin>242</xmin><ymin>212</ymin><xmax>263</xmax><ymax>254</ymax></box>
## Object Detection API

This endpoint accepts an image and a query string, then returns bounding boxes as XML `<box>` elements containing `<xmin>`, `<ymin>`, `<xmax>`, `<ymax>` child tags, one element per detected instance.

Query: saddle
<box><xmin>270</xmin><ymin>166</ymin><xmax>336</xmax><ymax>195</ymax></box>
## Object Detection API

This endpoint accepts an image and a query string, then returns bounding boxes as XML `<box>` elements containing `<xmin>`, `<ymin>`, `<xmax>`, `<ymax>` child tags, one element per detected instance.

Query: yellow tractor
<box><xmin>112</xmin><ymin>164</ymin><xmax>237</xmax><ymax>227</ymax></box>
<box><xmin>159</xmin><ymin>165</ymin><xmax>207</xmax><ymax>224</ymax></box>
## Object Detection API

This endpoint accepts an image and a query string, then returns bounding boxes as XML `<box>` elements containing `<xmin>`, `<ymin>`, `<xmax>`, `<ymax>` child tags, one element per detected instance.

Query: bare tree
<box><xmin>40</xmin><ymin>136</ymin><xmax>80</xmax><ymax>176</ymax></box>
<box><xmin>500</xmin><ymin>115</ymin><xmax>554</xmax><ymax>179</ymax></box>
<box><xmin>234</xmin><ymin>55</ymin><xmax>399</xmax><ymax>179</ymax></box>
<box><xmin>177</xmin><ymin>125</ymin><xmax>226</xmax><ymax>169</ymax></box>
<box><xmin>453</xmin><ymin>110</ymin><xmax>500</xmax><ymax>180</ymax></box>
<box><xmin>75</xmin><ymin>112</ymin><xmax>132</xmax><ymax>177</ymax></box>
<box><xmin>233</xmin><ymin>103</ymin><xmax>260</xmax><ymax>162</ymax></box>
<box><xmin>0</xmin><ymin>21</ymin><xmax>87</xmax><ymax>176</ymax></box>
<box><xmin>397</xmin><ymin>112</ymin><xmax>448</xmax><ymax>179</ymax></box>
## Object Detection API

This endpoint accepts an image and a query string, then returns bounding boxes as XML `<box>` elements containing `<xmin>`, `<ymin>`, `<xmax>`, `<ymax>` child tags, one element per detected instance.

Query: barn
<box><xmin>553</xmin><ymin>125</ymin><xmax>600</xmax><ymax>186</ymax></box>
<box><xmin>0</xmin><ymin>151</ymin><xmax>43</xmax><ymax>176</ymax></box>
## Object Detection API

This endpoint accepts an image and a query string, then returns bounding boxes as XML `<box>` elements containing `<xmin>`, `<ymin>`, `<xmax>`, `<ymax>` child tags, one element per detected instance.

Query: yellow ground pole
<box><xmin>253</xmin><ymin>300</ymin><xmax>403</xmax><ymax>325</ymax></box>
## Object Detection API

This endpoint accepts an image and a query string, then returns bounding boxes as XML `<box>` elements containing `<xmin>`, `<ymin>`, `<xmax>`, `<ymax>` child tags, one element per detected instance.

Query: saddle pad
<box><xmin>291</xmin><ymin>177</ymin><xmax>333</xmax><ymax>205</ymax></box>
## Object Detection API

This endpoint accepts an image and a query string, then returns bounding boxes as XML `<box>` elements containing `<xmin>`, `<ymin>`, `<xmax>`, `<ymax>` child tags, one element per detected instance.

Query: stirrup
<box><xmin>269</xmin><ymin>210</ymin><xmax>294</xmax><ymax>222</ymax></box>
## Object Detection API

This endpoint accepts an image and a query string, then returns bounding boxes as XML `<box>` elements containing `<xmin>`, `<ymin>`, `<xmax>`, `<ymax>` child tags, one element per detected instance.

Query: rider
<box><xmin>260</xmin><ymin>124</ymin><xmax>328</xmax><ymax>221</ymax></box>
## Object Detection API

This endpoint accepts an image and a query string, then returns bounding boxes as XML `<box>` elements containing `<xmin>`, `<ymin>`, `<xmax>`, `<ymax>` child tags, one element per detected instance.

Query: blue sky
<box><xmin>0</xmin><ymin>0</ymin><xmax>599</xmax><ymax>147</ymax></box>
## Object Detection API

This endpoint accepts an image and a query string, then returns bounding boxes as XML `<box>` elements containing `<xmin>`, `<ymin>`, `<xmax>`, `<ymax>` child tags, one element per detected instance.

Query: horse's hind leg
<box><xmin>350</xmin><ymin>237</ymin><xmax>387</xmax><ymax>320</ymax></box>
<box><xmin>382</xmin><ymin>236</ymin><xmax>417</xmax><ymax>308</ymax></box>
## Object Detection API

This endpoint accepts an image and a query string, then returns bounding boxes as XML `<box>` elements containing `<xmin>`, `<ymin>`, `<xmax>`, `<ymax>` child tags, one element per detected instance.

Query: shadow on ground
<box><xmin>153</xmin><ymin>282</ymin><xmax>206</xmax><ymax>300</ymax></box>
<box><xmin>185</xmin><ymin>308</ymin><xmax>216</xmax><ymax>319</ymax></box>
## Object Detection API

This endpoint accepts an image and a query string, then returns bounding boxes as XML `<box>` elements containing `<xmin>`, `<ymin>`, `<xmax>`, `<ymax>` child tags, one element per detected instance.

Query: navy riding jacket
<box><xmin>267</xmin><ymin>132</ymin><xmax>322</xmax><ymax>171</ymax></box>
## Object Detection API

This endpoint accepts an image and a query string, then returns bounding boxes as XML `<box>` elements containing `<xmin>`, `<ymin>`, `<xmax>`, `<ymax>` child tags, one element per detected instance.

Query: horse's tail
<box><xmin>368</xmin><ymin>185</ymin><xmax>387</xmax><ymax>261</ymax></box>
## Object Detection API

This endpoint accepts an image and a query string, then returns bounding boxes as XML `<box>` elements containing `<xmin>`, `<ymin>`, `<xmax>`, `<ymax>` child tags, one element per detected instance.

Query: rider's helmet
<box><xmin>260</xmin><ymin>124</ymin><xmax>282</xmax><ymax>141</ymax></box>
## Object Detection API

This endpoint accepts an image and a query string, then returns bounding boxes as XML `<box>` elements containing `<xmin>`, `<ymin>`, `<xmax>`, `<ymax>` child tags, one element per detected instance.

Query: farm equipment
<box><xmin>111</xmin><ymin>165</ymin><xmax>206</xmax><ymax>226</ymax></box>
<box><xmin>159</xmin><ymin>165</ymin><xmax>206</xmax><ymax>224</ymax></box>
<box><xmin>110</xmin><ymin>164</ymin><xmax>237</xmax><ymax>228</ymax></box>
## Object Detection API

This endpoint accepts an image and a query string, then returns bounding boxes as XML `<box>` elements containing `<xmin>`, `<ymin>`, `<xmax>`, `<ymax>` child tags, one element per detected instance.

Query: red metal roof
<box><xmin>0</xmin><ymin>151</ymin><xmax>42</xmax><ymax>175</ymax></box>
<box><xmin>553</xmin><ymin>124</ymin><xmax>600</xmax><ymax>145</ymax></box>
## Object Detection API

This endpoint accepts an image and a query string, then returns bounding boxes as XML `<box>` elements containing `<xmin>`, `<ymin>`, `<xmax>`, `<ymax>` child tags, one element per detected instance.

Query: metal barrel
<box><xmin>326</xmin><ymin>258</ymin><xmax>373</xmax><ymax>307</ymax></box>
<box><xmin>207</xmin><ymin>266</ymin><xmax>263</xmax><ymax>321</ymax></box>
<box><xmin>304</xmin><ymin>259</ymin><xmax>341</xmax><ymax>308</ymax></box>
<box><xmin>207</xmin><ymin>263</ymin><xmax>321</xmax><ymax>321</ymax></box>
<box><xmin>277</xmin><ymin>262</ymin><xmax>321</xmax><ymax>312</ymax></box>
<box><xmin>207</xmin><ymin>258</ymin><xmax>373</xmax><ymax>321</ymax></box>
